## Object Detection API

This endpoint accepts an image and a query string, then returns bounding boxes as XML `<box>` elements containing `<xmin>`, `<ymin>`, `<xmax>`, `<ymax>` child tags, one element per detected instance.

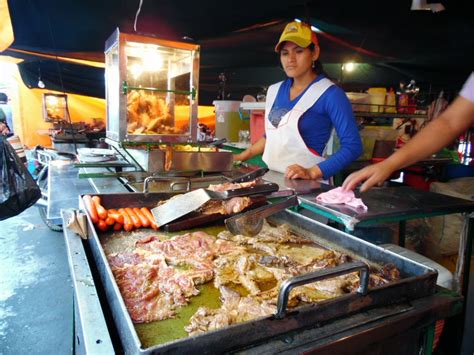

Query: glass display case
<box><xmin>43</xmin><ymin>93</ymin><xmax>69</xmax><ymax>122</ymax></box>
<box><xmin>105</xmin><ymin>29</ymin><xmax>200</xmax><ymax>143</ymax></box>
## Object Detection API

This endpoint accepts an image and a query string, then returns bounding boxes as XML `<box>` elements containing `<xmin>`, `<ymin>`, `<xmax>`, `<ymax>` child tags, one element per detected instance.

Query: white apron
<box><xmin>262</xmin><ymin>78</ymin><xmax>334</xmax><ymax>176</ymax></box>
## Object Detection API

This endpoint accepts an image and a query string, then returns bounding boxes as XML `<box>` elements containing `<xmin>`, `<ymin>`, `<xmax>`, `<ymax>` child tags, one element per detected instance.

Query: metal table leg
<box><xmin>461</xmin><ymin>214</ymin><xmax>474</xmax><ymax>354</ymax></box>
<box><xmin>399</xmin><ymin>220</ymin><xmax>406</xmax><ymax>248</ymax></box>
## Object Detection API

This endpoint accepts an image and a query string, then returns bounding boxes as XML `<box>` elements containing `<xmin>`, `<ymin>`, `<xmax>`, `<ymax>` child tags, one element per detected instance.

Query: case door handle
<box><xmin>143</xmin><ymin>176</ymin><xmax>190</xmax><ymax>193</ymax></box>
<box><xmin>275</xmin><ymin>261</ymin><xmax>369</xmax><ymax>319</ymax></box>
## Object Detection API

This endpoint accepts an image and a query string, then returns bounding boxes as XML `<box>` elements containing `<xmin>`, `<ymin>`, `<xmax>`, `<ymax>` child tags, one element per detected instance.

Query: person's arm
<box><xmin>343</xmin><ymin>96</ymin><xmax>474</xmax><ymax>192</ymax></box>
<box><xmin>233</xmin><ymin>137</ymin><xmax>266</xmax><ymax>161</ymax></box>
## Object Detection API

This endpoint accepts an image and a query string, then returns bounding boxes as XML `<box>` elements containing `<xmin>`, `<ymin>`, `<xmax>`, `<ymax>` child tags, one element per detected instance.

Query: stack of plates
<box><xmin>77</xmin><ymin>148</ymin><xmax>117</xmax><ymax>163</ymax></box>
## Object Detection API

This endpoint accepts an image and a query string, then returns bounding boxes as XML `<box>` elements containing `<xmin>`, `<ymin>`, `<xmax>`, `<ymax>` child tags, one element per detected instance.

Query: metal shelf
<box><xmin>354</xmin><ymin>111</ymin><xmax>428</xmax><ymax>119</ymax></box>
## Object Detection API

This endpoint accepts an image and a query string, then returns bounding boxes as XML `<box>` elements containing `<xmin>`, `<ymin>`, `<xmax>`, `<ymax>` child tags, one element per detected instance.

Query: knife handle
<box><xmin>223</xmin><ymin>182</ymin><xmax>278</xmax><ymax>198</ymax></box>
<box><xmin>265</xmin><ymin>189</ymin><xmax>295</xmax><ymax>199</ymax></box>
<box><xmin>232</xmin><ymin>167</ymin><xmax>269</xmax><ymax>183</ymax></box>
<box><xmin>250</xmin><ymin>195</ymin><xmax>298</xmax><ymax>220</ymax></box>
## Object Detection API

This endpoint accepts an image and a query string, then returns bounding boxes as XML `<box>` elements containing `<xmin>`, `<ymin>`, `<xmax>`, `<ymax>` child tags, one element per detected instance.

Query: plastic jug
<box><xmin>367</xmin><ymin>87</ymin><xmax>387</xmax><ymax>113</ymax></box>
<box><xmin>385</xmin><ymin>88</ymin><xmax>397</xmax><ymax>113</ymax></box>
<box><xmin>213</xmin><ymin>100</ymin><xmax>242</xmax><ymax>142</ymax></box>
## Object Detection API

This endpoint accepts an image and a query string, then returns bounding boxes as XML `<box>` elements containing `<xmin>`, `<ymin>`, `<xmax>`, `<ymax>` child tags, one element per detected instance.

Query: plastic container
<box><xmin>346</xmin><ymin>92</ymin><xmax>370</xmax><ymax>112</ymax></box>
<box><xmin>368</xmin><ymin>87</ymin><xmax>387</xmax><ymax>113</ymax></box>
<box><xmin>380</xmin><ymin>244</ymin><xmax>453</xmax><ymax>289</ymax></box>
<box><xmin>213</xmin><ymin>100</ymin><xmax>242</xmax><ymax>142</ymax></box>
<box><xmin>385</xmin><ymin>88</ymin><xmax>397</xmax><ymax>113</ymax></box>
<box><xmin>241</xmin><ymin>102</ymin><xmax>266</xmax><ymax>144</ymax></box>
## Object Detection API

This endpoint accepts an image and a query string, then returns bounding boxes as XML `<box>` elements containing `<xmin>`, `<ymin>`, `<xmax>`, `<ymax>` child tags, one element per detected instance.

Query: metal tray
<box><xmin>83</xmin><ymin>193</ymin><xmax>438</xmax><ymax>354</ymax></box>
<box><xmin>126</xmin><ymin>148</ymin><xmax>233</xmax><ymax>173</ymax></box>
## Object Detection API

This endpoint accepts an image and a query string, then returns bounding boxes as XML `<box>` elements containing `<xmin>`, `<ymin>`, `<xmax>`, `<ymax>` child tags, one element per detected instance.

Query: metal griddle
<box><xmin>82</xmin><ymin>192</ymin><xmax>438</xmax><ymax>354</ymax></box>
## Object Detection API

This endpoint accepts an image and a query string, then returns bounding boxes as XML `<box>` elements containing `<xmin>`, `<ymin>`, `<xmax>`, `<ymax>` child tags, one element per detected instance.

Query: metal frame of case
<box><xmin>105</xmin><ymin>28</ymin><xmax>200</xmax><ymax>143</ymax></box>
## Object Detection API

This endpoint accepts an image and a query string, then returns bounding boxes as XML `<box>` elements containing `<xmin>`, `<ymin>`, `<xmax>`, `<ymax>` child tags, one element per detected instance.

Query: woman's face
<box><xmin>280</xmin><ymin>41</ymin><xmax>319</xmax><ymax>79</ymax></box>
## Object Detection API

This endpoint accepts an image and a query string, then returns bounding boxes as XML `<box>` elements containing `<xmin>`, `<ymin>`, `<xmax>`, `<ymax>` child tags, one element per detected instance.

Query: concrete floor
<box><xmin>0</xmin><ymin>206</ymin><xmax>73</xmax><ymax>354</ymax></box>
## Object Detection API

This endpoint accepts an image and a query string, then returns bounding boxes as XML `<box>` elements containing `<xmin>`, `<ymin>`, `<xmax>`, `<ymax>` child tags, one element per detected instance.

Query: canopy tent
<box><xmin>2</xmin><ymin>0</ymin><xmax>474</xmax><ymax>104</ymax></box>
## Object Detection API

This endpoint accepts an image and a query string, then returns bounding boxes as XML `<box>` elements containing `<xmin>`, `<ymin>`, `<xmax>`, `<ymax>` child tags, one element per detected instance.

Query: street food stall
<box><xmin>3</xmin><ymin>1</ymin><xmax>474</xmax><ymax>353</ymax></box>
<box><xmin>39</xmin><ymin>28</ymin><xmax>472</xmax><ymax>354</ymax></box>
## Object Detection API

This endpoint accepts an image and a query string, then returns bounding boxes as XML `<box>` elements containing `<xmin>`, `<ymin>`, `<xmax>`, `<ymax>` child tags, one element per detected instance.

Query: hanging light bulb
<box><xmin>37</xmin><ymin>64</ymin><xmax>45</xmax><ymax>88</ymax></box>
<box><xmin>142</xmin><ymin>51</ymin><xmax>163</xmax><ymax>72</ymax></box>
<box><xmin>342</xmin><ymin>62</ymin><xmax>356</xmax><ymax>72</ymax></box>
<box><xmin>130</xmin><ymin>63</ymin><xmax>143</xmax><ymax>79</ymax></box>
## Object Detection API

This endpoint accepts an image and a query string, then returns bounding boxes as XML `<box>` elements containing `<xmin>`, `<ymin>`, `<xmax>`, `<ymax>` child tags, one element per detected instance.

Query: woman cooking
<box><xmin>234</xmin><ymin>21</ymin><xmax>362</xmax><ymax>181</ymax></box>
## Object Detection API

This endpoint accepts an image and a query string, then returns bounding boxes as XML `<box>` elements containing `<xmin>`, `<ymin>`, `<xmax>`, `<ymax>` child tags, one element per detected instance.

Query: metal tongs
<box><xmin>224</xmin><ymin>190</ymin><xmax>298</xmax><ymax>236</ymax></box>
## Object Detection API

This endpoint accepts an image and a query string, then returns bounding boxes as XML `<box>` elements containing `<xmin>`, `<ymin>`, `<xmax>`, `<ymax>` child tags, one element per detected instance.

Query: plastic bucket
<box><xmin>213</xmin><ymin>100</ymin><xmax>242</xmax><ymax>142</ymax></box>
<box><xmin>250</xmin><ymin>110</ymin><xmax>265</xmax><ymax>144</ymax></box>
<box><xmin>368</xmin><ymin>88</ymin><xmax>387</xmax><ymax>113</ymax></box>
<box><xmin>346</xmin><ymin>92</ymin><xmax>370</xmax><ymax>112</ymax></box>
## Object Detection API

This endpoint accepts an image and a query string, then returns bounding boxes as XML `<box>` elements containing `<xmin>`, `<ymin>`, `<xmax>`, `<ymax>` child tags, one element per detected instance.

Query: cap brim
<box><xmin>274</xmin><ymin>37</ymin><xmax>312</xmax><ymax>52</ymax></box>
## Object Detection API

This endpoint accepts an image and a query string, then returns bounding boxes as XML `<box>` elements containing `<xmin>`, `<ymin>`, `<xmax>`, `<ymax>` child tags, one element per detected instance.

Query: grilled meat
<box><xmin>156</xmin><ymin>180</ymin><xmax>257</xmax><ymax>216</ymax></box>
<box><xmin>206</xmin><ymin>180</ymin><xmax>256</xmax><ymax>192</ymax></box>
<box><xmin>108</xmin><ymin>250</ymin><xmax>199</xmax><ymax>323</ymax></box>
<box><xmin>185</xmin><ymin>223</ymin><xmax>402</xmax><ymax>335</ymax></box>
<box><xmin>185</xmin><ymin>286</ymin><xmax>276</xmax><ymax>336</ymax></box>
<box><xmin>199</xmin><ymin>197</ymin><xmax>252</xmax><ymax>215</ymax></box>
<box><xmin>109</xmin><ymin>231</ymin><xmax>243</xmax><ymax>323</ymax></box>
<box><xmin>217</xmin><ymin>221</ymin><xmax>311</xmax><ymax>245</ymax></box>
<box><xmin>106</xmin><ymin>222</ymin><xmax>401</xmax><ymax>332</ymax></box>
<box><xmin>198</xmin><ymin>180</ymin><xmax>256</xmax><ymax>215</ymax></box>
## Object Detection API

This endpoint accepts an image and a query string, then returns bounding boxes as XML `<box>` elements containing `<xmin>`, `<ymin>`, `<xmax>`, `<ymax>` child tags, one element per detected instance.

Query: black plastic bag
<box><xmin>0</xmin><ymin>136</ymin><xmax>41</xmax><ymax>220</ymax></box>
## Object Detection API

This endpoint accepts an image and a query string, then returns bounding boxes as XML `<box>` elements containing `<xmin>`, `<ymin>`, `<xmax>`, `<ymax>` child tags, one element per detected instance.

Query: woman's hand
<box><xmin>233</xmin><ymin>137</ymin><xmax>266</xmax><ymax>163</ymax></box>
<box><xmin>233</xmin><ymin>152</ymin><xmax>246</xmax><ymax>162</ymax></box>
<box><xmin>342</xmin><ymin>160</ymin><xmax>396</xmax><ymax>192</ymax></box>
<box><xmin>285</xmin><ymin>164</ymin><xmax>323</xmax><ymax>180</ymax></box>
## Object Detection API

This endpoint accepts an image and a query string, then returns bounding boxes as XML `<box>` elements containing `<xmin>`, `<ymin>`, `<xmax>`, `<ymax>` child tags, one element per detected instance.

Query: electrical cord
<box><xmin>134</xmin><ymin>0</ymin><xmax>144</xmax><ymax>32</ymax></box>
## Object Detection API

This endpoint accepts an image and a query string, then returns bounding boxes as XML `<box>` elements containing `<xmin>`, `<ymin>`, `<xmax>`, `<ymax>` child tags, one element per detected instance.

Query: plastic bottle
<box><xmin>398</xmin><ymin>93</ymin><xmax>409</xmax><ymax>114</ymax></box>
<box><xmin>385</xmin><ymin>88</ymin><xmax>396</xmax><ymax>113</ymax></box>
<box><xmin>368</xmin><ymin>87</ymin><xmax>387</xmax><ymax>113</ymax></box>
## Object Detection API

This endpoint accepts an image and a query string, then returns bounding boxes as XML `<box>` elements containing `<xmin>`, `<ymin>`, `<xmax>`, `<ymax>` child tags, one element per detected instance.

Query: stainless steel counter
<box><xmin>61</xmin><ymin>210</ymin><xmax>114</xmax><ymax>354</ymax></box>
<box><xmin>262</xmin><ymin>170</ymin><xmax>324</xmax><ymax>193</ymax></box>
<box><xmin>48</xmin><ymin>161</ymin><xmax>95</xmax><ymax>224</ymax></box>
<box><xmin>80</xmin><ymin>167</ymin><xmax>130</xmax><ymax>193</ymax></box>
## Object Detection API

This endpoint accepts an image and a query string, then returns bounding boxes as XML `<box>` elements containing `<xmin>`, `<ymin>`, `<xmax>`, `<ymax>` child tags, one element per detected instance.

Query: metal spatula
<box><xmin>151</xmin><ymin>182</ymin><xmax>278</xmax><ymax>227</ymax></box>
<box><xmin>224</xmin><ymin>194</ymin><xmax>298</xmax><ymax>236</ymax></box>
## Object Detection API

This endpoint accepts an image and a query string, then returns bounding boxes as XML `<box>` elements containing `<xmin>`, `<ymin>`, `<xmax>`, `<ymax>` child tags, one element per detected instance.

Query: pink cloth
<box><xmin>316</xmin><ymin>187</ymin><xmax>368</xmax><ymax>211</ymax></box>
